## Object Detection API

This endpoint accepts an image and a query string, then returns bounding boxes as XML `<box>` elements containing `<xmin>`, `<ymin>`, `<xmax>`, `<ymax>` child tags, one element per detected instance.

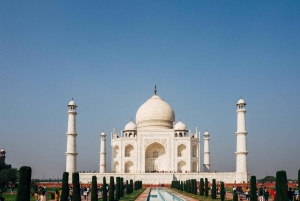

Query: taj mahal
<box><xmin>65</xmin><ymin>87</ymin><xmax>249</xmax><ymax>184</ymax></box>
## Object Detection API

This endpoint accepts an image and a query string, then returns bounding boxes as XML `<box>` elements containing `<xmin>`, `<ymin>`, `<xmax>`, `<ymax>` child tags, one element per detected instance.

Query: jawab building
<box><xmin>65</xmin><ymin>88</ymin><xmax>249</xmax><ymax>184</ymax></box>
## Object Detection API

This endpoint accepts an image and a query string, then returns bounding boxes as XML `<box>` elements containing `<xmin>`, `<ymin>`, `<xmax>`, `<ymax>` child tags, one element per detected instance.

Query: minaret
<box><xmin>66</xmin><ymin>99</ymin><xmax>78</xmax><ymax>174</ymax></box>
<box><xmin>0</xmin><ymin>149</ymin><xmax>6</xmax><ymax>163</ymax></box>
<box><xmin>99</xmin><ymin>131</ymin><xmax>106</xmax><ymax>173</ymax></box>
<box><xmin>203</xmin><ymin>131</ymin><xmax>210</xmax><ymax>172</ymax></box>
<box><xmin>236</xmin><ymin>97</ymin><xmax>248</xmax><ymax>173</ymax></box>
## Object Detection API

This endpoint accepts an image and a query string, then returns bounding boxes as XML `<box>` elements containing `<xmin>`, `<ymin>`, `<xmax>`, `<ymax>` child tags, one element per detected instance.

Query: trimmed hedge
<box><xmin>16</xmin><ymin>166</ymin><xmax>32</xmax><ymax>201</ymax></box>
<box><xmin>211</xmin><ymin>179</ymin><xmax>216</xmax><ymax>199</ymax></box>
<box><xmin>72</xmin><ymin>172</ymin><xmax>81</xmax><ymax>201</ymax></box>
<box><xmin>250</xmin><ymin>176</ymin><xmax>257</xmax><ymax>201</ymax></box>
<box><xmin>91</xmin><ymin>176</ymin><xmax>98</xmax><ymax>201</ymax></box>
<box><xmin>204</xmin><ymin>178</ymin><xmax>208</xmax><ymax>197</ymax></box>
<box><xmin>199</xmin><ymin>178</ymin><xmax>204</xmax><ymax>196</ymax></box>
<box><xmin>61</xmin><ymin>172</ymin><xmax>69</xmax><ymax>201</ymax></box>
<box><xmin>275</xmin><ymin>170</ymin><xmax>287</xmax><ymax>201</ymax></box>
<box><xmin>220</xmin><ymin>182</ymin><xmax>225</xmax><ymax>201</ymax></box>
<box><xmin>109</xmin><ymin>176</ymin><xmax>114</xmax><ymax>201</ymax></box>
<box><xmin>103</xmin><ymin>177</ymin><xmax>107</xmax><ymax>201</ymax></box>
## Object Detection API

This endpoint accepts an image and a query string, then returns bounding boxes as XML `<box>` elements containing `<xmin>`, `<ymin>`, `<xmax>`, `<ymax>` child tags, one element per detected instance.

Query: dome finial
<box><xmin>72</xmin><ymin>97</ymin><xmax>73</xmax><ymax>100</ymax></box>
<box><xmin>154</xmin><ymin>84</ymin><xmax>157</xmax><ymax>95</ymax></box>
<box><xmin>240</xmin><ymin>96</ymin><xmax>242</xmax><ymax>99</ymax></box>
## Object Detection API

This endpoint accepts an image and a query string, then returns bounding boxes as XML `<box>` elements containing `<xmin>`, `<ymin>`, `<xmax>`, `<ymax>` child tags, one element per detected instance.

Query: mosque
<box><xmin>65</xmin><ymin>87</ymin><xmax>249</xmax><ymax>184</ymax></box>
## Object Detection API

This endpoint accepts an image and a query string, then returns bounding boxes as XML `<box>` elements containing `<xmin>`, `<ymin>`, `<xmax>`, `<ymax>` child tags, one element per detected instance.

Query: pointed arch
<box><xmin>177</xmin><ymin>144</ymin><xmax>186</xmax><ymax>157</ymax></box>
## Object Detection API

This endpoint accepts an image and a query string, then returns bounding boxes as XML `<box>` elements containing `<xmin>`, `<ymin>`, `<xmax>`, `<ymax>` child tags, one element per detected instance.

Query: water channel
<box><xmin>147</xmin><ymin>188</ymin><xmax>184</xmax><ymax>201</ymax></box>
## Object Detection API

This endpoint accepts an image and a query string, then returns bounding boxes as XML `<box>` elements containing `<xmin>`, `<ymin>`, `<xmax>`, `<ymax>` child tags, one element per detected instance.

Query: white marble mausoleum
<box><xmin>65</xmin><ymin>87</ymin><xmax>249</xmax><ymax>184</ymax></box>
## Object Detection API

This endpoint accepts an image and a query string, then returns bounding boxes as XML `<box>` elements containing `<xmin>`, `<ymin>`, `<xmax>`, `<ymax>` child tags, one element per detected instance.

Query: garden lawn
<box><xmin>3</xmin><ymin>193</ymin><xmax>52</xmax><ymax>201</ymax></box>
<box><xmin>119</xmin><ymin>188</ymin><xmax>146</xmax><ymax>201</ymax></box>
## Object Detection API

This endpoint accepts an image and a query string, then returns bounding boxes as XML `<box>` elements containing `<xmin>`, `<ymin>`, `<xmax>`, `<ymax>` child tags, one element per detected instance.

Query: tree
<box><xmin>220</xmin><ymin>182</ymin><xmax>225</xmax><ymax>201</ymax></box>
<box><xmin>200</xmin><ymin>178</ymin><xmax>204</xmax><ymax>196</ymax></box>
<box><xmin>233</xmin><ymin>191</ymin><xmax>238</xmax><ymax>201</ymax></box>
<box><xmin>130</xmin><ymin>179</ymin><xmax>133</xmax><ymax>193</ymax></box>
<box><xmin>16</xmin><ymin>166</ymin><xmax>32</xmax><ymax>201</ymax></box>
<box><xmin>126</xmin><ymin>180</ymin><xmax>129</xmax><ymax>195</ymax></box>
<box><xmin>0</xmin><ymin>163</ymin><xmax>18</xmax><ymax>190</ymax></box>
<box><xmin>275</xmin><ymin>170</ymin><xmax>287</xmax><ymax>201</ymax></box>
<box><xmin>91</xmin><ymin>176</ymin><xmax>98</xmax><ymax>201</ymax></box>
<box><xmin>211</xmin><ymin>179</ymin><xmax>216</xmax><ymax>199</ymax></box>
<box><xmin>103</xmin><ymin>177</ymin><xmax>107</xmax><ymax>201</ymax></box>
<box><xmin>109</xmin><ymin>176</ymin><xmax>114</xmax><ymax>201</ymax></box>
<box><xmin>115</xmin><ymin>177</ymin><xmax>120</xmax><ymax>200</ymax></box>
<box><xmin>250</xmin><ymin>176</ymin><xmax>257</xmax><ymax>201</ymax></box>
<box><xmin>61</xmin><ymin>172</ymin><xmax>69</xmax><ymax>201</ymax></box>
<box><xmin>298</xmin><ymin>170</ymin><xmax>300</xmax><ymax>192</ymax></box>
<box><xmin>205</xmin><ymin>178</ymin><xmax>208</xmax><ymax>197</ymax></box>
<box><xmin>120</xmin><ymin>177</ymin><xmax>124</xmax><ymax>197</ymax></box>
<box><xmin>72</xmin><ymin>172</ymin><xmax>81</xmax><ymax>201</ymax></box>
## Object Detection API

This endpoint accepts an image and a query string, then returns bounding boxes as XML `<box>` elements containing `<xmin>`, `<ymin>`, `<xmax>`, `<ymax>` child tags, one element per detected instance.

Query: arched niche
<box><xmin>145</xmin><ymin>142</ymin><xmax>166</xmax><ymax>172</ymax></box>
<box><xmin>114</xmin><ymin>145</ymin><xmax>119</xmax><ymax>158</ymax></box>
<box><xmin>192</xmin><ymin>145</ymin><xmax>198</xmax><ymax>157</ymax></box>
<box><xmin>177</xmin><ymin>144</ymin><xmax>186</xmax><ymax>157</ymax></box>
<box><xmin>192</xmin><ymin>161</ymin><xmax>198</xmax><ymax>172</ymax></box>
<box><xmin>177</xmin><ymin>161</ymin><xmax>186</xmax><ymax>172</ymax></box>
<box><xmin>125</xmin><ymin>144</ymin><xmax>134</xmax><ymax>157</ymax></box>
<box><xmin>114</xmin><ymin>161</ymin><xmax>119</xmax><ymax>173</ymax></box>
<box><xmin>125</xmin><ymin>161</ymin><xmax>134</xmax><ymax>173</ymax></box>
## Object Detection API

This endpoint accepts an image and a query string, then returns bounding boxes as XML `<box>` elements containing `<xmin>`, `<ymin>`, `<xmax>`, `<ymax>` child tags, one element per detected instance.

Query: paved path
<box><xmin>136</xmin><ymin>188</ymin><xmax>198</xmax><ymax>201</ymax></box>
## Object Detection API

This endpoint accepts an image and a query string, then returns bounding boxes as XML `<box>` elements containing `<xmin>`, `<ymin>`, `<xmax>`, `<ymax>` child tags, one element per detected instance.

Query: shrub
<box><xmin>204</xmin><ymin>178</ymin><xmax>208</xmax><ymax>197</ymax></box>
<box><xmin>130</xmin><ymin>179</ymin><xmax>133</xmax><ymax>193</ymax></box>
<box><xmin>220</xmin><ymin>182</ymin><xmax>225</xmax><ymax>201</ymax></box>
<box><xmin>116</xmin><ymin>177</ymin><xmax>120</xmax><ymax>200</ymax></box>
<box><xmin>126</xmin><ymin>180</ymin><xmax>129</xmax><ymax>194</ymax></box>
<box><xmin>200</xmin><ymin>178</ymin><xmax>204</xmax><ymax>196</ymax></box>
<box><xmin>60</xmin><ymin>172</ymin><xmax>69</xmax><ymax>201</ymax></box>
<box><xmin>91</xmin><ymin>176</ymin><xmax>98</xmax><ymax>201</ymax></box>
<box><xmin>275</xmin><ymin>170</ymin><xmax>287</xmax><ymax>201</ymax></box>
<box><xmin>103</xmin><ymin>177</ymin><xmax>107</xmax><ymax>201</ymax></box>
<box><xmin>16</xmin><ymin>166</ymin><xmax>32</xmax><ymax>201</ymax></box>
<box><xmin>250</xmin><ymin>176</ymin><xmax>257</xmax><ymax>201</ymax></box>
<box><xmin>211</xmin><ymin>179</ymin><xmax>216</xmax><ymax>199</ymax></box>
<box><xmin>109</xmin><ymin>176</ymin><xmax>114</xmax><ymax>201</ymax></box>
<box><xmin>233</xmin><ymin>191</ymin><xmax>238</xmax><ymax>201</ymax></box>
<box><xmin>72</xmin><ymin>172</ymin><xmax>81</xmax><ymax>201</ymax></box>
<box><xmin>120</xmin><ymin>177</ymin><xmax>124</xmax><ymax>197</ymax></box>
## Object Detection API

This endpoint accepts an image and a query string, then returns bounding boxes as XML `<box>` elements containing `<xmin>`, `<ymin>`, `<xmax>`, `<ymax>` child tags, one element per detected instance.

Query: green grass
<box><xmin>97</xmin><ymin>188</ymin><xmax>146</xmax><ymax>201</ymax></box>
<box><xmin>3</xmin><ymin>193</ymin><xmax>52</xmax><ymax>201</ymax></box>
<box><xmin>170</xmin><ymin>188</ymin><xmax>233</xmax><ymax>201</ymax></box>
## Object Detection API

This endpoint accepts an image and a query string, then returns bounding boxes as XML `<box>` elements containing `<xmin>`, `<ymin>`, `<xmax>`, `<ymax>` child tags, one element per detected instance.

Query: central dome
<box><xmin>136</xmin><ymin>94</ymin><xmax>175</xmax><ymax>129</ymax></box>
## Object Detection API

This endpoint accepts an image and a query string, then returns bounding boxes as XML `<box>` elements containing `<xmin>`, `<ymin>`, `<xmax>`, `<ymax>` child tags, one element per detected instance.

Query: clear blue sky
<box><xmin>0</xmin><ymin>1</ymin><xmax>299</xmax><ymax>180</ymax></box>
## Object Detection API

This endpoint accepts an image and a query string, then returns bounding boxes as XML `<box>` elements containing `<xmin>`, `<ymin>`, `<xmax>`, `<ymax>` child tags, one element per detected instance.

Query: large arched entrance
<box><xmin>145</xmin><ymin>142</ymin><xmax>166</xmax><ymax>172</ymax></box>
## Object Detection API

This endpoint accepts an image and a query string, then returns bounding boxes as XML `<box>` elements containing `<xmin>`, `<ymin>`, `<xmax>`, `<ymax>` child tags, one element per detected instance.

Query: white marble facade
<box><xmin>110</xmin><ymin>92</ymin><xmax>201</xmax><ymax>174</ymax></box>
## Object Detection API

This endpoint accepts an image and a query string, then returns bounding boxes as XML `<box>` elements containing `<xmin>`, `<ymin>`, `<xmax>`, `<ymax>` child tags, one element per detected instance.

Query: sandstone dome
<box><xmin>136</xmin><ymin>94</ymin><xmax>175</xmax><ymax>129</ymax></box>
<box><xmin>124</xmin><ymin>121</ymin><xmax>137</xmax><ymax>130</ymax></box>
<box><xmin>174</xmin><ymin>120</ymin><xmax>187</xmax><ymax>130</ymax></box>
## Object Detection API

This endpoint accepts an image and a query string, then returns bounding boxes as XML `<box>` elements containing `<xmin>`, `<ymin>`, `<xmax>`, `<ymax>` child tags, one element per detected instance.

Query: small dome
<box><xmin>204</xmin><ymin>131</ymin><xmax>209</xmax><ymax>136</ymax></box>
<box><xmin>68</xmin><ymin>100</ymin><xmax>76</xmax><ymax>106</ymax></box>
<box><xmin>237</xmin><ymin>98</ymin><xmax>246</xmax><ymax>105</ymax></box>
<box><xmin>0</xmin><ymin>149</ymin><xmax>5</xmax><ymax>152</ymax></box>
<box><xmin>100</xmin><ymin>131</ymin><xmax>106</xmax><ymax>136</ymax></box>
<box><xmin>136</xmin><ymin>94</ymin><xmax>175</xmax><ymax>129</ymax></box>
<box><xmin>174</xmin><ymin>121</ymin><xmax>187</xmax><ymax>130</ymax></box>
<box><xmin>124</xmin><ymin>121</ymin><xmax>137</xmax><ymax>130</ymax></box>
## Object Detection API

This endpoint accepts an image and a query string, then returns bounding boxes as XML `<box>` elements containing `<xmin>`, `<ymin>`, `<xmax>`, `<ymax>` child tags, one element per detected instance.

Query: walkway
<box><xmin>135</xmin><ymin>188</ymin><xmax>198</xmax><ymax>201</ymax></box>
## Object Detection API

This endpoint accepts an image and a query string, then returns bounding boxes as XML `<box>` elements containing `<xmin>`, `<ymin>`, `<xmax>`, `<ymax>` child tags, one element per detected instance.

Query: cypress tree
<box><xmin>16</xmin><ymin>166</ymin><xmax>32</xmax><ymax>201</ymax></box>
<box><xmin>91</xmin><ymin>176</ymin><xmax>98</xmax><ymax>201</ymax></box>
<box><xmin>250</xmin><ymin>176</ymin><xmax>257</xmax><ymax>201</ymax></box>
<box><xmin>220</xmin><ymin>182</ymin><xmax>225</xmax><ymax>201</ymax></box>
<box><xmin>130</xmin><ymin>179</ymin><xmax>133</xmax><ymax>193</ymax></box>
<box><xmin>103</xmin><ymin>177</ymin><xmax>107</xmax><ymax>201</ymax></box>
<box><xmin>233</xmin><ymin>191</ymin><xmax>238</xmax><ymax>201</ymax></box>
<box><xmin>298</xmin><ymin>170</ymin><xmax>300</xmax><ymax>192</ymax></box>
<box><xmin>275</xmin><ymin>170</ymin><xmax>288</xmax><ymax>201</ymax></box>
<box><xmin>204</xmin><ymin>178</ymin><xmax>208</xmax><ymax>197</ymax></box>
<box><xmin>116</xmin><ymin>177</ymin><xmax>120</xmax><ymax>200</ymax></box>
<box><xmin>211</xmin><ymin>179</ymin><xmax>216</xmax><ymax>199</ymax></box>
<box><xmin>120</xmin><ymin>177</ymin><xmax>124</xmax><ymax>197</ymax></box>
<box><xmin>200</xmin><ymin>178</ymin><xmax>204</xmax><ymax>196</ymax></box>
<box><xmin>126</xmin><ymin>180</ymin><xmax>129</xmax><ymax>194</ymax></box>
<box><xmin>61</xmin><ymin>172</ymin><xmax>69</xmax><ymax>201</ymax></box>
<box><xmin>109</xmin><ymin>176</ymin><xmax>114</xmax><ymax>201</ymax></box>
<box><xmin>194</xmin><ymin>180</ymin><xmax>197</xmax><ymax>195</ymax></box>
<box><xmin>72</xmin><ymin>172</ymin><xmax>81</xmax><ymax>201</ymax></box>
